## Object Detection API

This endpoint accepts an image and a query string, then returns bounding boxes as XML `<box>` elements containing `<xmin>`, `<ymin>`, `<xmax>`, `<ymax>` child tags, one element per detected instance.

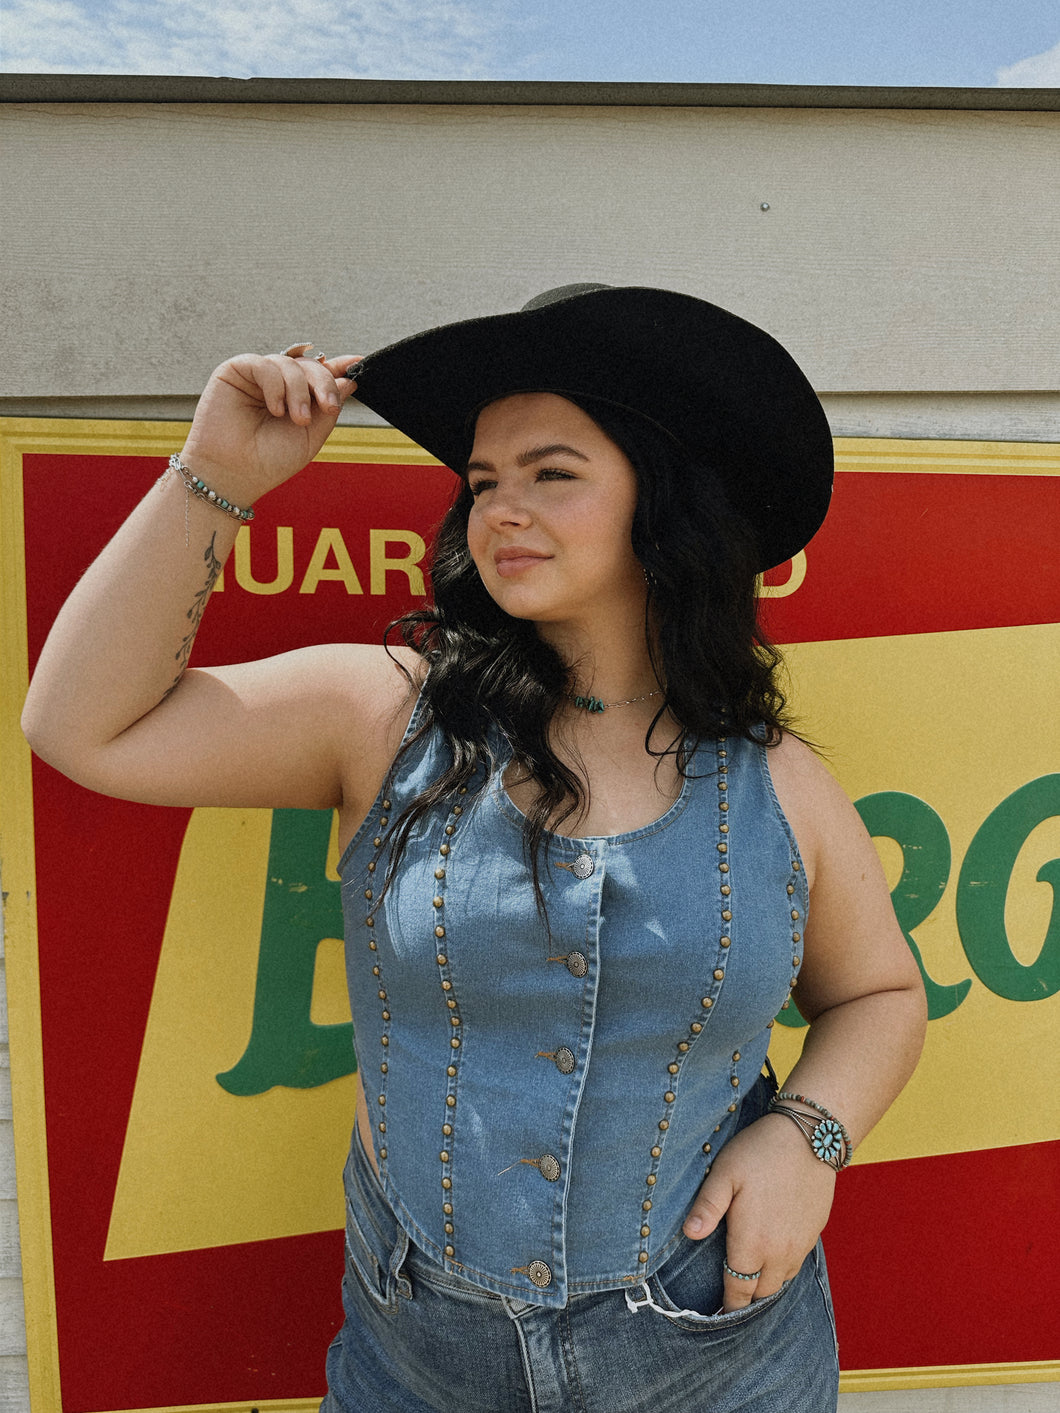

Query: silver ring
<box><xmin>280</xmin><ymin>342</ymin><xmax>327</xmax><ymax>361</ymax></box>
<box><xmin>723</xmin><ymin>1260</ymin><xmax>762</xmax><ymax>1282</ymax></box>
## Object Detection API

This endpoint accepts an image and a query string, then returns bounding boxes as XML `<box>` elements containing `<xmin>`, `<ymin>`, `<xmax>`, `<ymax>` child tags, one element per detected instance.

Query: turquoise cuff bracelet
<box><xmin>768</xmin><ymin>1092</ymin><xmax>853</xmax><ymax>1171</ymax></box>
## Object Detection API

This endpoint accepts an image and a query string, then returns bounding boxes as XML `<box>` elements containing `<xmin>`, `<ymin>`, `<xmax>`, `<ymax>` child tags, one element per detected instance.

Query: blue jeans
<box><xmin>319</xmin><ymin>1119</ymin><xmax>839</xmax><ymax>1413</ymax></box>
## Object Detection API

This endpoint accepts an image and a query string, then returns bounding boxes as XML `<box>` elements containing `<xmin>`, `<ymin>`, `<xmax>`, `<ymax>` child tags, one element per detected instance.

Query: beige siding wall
<box><xmin>1</xmin><ymin>101</ymin><xmax>1058</xmax><ymax>412</ymax></box>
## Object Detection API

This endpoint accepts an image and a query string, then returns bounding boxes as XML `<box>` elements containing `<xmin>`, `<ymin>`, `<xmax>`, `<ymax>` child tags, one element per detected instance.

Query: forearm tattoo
<box><xmin>161</xmin><ymin>533</ymin><xmax>223</xmax><ymax>701</ymax></box>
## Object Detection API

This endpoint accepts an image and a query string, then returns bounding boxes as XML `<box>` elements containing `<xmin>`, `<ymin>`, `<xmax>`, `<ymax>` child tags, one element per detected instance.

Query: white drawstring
<box><xmin>624</xmin><ymin>1280</ymin><xmax>722</xmax><ymax>1321</ymax></box>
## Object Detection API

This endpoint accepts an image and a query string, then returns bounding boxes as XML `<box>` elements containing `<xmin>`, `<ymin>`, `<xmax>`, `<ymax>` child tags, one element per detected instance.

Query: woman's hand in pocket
<box><xmin>682</xmin><ymin>1113</ymin><xmax>836</xmax><ymax>1312</ymax></box>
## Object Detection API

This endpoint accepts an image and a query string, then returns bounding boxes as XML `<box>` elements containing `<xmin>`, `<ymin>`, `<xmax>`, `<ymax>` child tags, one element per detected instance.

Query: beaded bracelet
<box><xmin>168</xmin><ymin>454</ymin><xmax>255</xmax><ymax>524</ymax></box>
<box><xmin>768</xmin><ymin>1092</ymin><xmax>853</xmax><ymax>1171</ymax></box>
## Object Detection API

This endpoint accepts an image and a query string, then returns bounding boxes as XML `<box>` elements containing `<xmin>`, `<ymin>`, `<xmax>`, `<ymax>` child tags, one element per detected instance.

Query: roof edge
<box><xmin>2</xmin><ymin>74</ymin><xmax>1059</xmax><ymax>111</ymax></box>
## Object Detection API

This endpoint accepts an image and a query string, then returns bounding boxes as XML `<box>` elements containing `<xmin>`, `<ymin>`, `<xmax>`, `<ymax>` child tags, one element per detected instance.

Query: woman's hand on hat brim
<box><xmin>180</xmin><ymin>351</ymin><xmax>362</xmax><ymax>506</ymax></box>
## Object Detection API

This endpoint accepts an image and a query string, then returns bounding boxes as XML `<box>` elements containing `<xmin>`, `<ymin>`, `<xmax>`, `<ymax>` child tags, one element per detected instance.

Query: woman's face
<box><xmin>465</xmin><ymin>393</ymin><xmax>646</xmax><ymax>632</ymax></box>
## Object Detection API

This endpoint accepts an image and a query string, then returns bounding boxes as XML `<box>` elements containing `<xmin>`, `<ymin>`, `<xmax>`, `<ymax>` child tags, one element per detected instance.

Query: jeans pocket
<box><xmin>644</xmin><ymin>1230</ymin><xmax>793</xmax><ymax>1333</ymax></box>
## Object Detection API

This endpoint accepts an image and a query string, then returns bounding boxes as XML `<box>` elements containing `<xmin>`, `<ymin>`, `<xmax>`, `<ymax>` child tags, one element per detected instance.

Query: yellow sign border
<box><xmin>2</xmin><ymin>418</ymin><xmax>1057</xmax><ymax>1411</ymax></box>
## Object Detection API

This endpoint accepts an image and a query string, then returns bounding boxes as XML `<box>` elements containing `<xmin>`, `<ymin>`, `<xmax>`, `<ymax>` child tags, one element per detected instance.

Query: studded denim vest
<box><xmin>338</xmin><ymin>693</ymin><xmax>807</xmax><ymax>1309</ymax></box>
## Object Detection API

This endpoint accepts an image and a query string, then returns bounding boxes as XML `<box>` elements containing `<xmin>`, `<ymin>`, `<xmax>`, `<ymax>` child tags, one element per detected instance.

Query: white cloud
<box><xmin>0</xmin><ymin>0</ymin><xmax>508</xmax><ymax>78</ymax></box>
<box><xmin>995</xmin><ymin>37</ymin><xmax>1060</xmax><ymax>87</ymax></box>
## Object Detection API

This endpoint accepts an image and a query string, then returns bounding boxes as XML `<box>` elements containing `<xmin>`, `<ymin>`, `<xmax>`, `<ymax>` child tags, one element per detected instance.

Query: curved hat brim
<box><xmin>352</xmin><ymin>285</ymin><xmax>833</xmax><ymax>570</ymax></box>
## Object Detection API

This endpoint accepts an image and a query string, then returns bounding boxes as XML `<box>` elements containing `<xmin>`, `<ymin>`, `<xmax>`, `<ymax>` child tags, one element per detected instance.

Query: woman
<box><xmin>23</xmin><ymin>284</ymin><xmax>926</xmax><ymax>1412</ymax></box>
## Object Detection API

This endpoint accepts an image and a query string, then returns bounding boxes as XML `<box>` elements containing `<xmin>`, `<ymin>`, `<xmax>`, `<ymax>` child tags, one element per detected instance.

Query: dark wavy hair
<box><xmin>380</xmin><ymin>393</ymin><xmax>791</xmax><ymax>913</ymax></box>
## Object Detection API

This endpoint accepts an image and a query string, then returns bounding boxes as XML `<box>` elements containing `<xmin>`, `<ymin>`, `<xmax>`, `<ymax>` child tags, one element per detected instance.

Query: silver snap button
<box><xmin>538</xmin><ymin>1154</ymin><xmax>561</xmax><ymax>1182</ymax></box>
<box><xmin>566</xmin><ymin>951</ymin><xmax>588</xmax><ymax>978</ymax></box>
<box><xmin>527</xmin><ymin>1259</ymin><xmax>553</xmax><ymax>1287</ymax></box>
<box><xmin>555</xmin><ymin>1046</ymin><xmax>576</xmax><ymax>1074</ymax></box>
<box><xmin>570</xmin><ymin>852</ymin><xmax>594</xmax><ymax>879</ymax></box>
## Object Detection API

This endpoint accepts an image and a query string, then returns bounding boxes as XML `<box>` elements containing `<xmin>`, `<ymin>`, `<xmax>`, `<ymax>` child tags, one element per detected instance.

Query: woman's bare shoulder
<box><xmin>764</xmin><ymin>732</ymin><xmax>866</xmax><ymax>891</ymax></box>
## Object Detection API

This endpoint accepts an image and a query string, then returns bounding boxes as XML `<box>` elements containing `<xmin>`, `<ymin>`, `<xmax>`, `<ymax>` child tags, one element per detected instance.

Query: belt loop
<box><xmin>625</xmin><ymin>1281</ymin><xmax>654</xmax><ymax>1314</ymax></box>
<box><xmin>388</xmin><ymin>1226</ymin><xmax>413</xmax><ymax>1300</ymax></box>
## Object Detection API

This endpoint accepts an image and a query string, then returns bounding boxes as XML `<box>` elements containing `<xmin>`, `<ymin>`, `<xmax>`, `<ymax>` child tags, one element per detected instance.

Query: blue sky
<box><xmin>2</xmin><ymin>0</ymin><xmax>1058</xmax><ymax>85</ymax></box>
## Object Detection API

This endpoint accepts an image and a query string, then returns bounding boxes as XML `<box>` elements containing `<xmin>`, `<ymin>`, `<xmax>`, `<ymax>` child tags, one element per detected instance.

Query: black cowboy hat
<box><xmin>351</xmin><ymin>283</ymin><xmax>833</xmax><ymax>570</ymax></box>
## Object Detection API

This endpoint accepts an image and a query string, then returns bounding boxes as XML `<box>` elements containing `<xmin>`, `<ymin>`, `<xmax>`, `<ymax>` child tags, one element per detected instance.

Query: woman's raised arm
<box><xmin>21</xmin><ymin>351</ymin><xmax>417</xmax><ymax>816</ymax></box>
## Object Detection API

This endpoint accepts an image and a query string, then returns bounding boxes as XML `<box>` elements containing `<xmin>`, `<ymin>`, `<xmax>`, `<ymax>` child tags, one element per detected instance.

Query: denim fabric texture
<box><xmin>338</xmin><ymin>696</ymin><xmax>808</xmax><ymax>1308</ymax></box>
<box><xmin>319</xmin><ymin>1103</ymin><xmax>840</xmax><ymax>1412</ymax></box>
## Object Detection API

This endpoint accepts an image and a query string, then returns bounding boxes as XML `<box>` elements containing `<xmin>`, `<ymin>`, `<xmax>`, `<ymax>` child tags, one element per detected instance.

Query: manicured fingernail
<box><xmin>685</xmin><ymin>1216</ymin><xmax>703</xmax><ymax>1237</ymax></box>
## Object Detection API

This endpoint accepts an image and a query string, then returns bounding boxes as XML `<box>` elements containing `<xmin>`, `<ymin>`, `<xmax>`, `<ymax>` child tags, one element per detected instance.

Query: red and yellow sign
<box><xmin>1</xmin><ymin>420</ymin><xmax>1058</xmax><ymax>1411</ymax></box>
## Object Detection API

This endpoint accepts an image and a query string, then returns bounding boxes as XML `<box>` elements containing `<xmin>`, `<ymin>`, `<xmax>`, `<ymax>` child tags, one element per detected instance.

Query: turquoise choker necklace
<box><xmin>568</xmin><ymin>688</ymin><xmax>662</xmax><ymax>715</ymax></box>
